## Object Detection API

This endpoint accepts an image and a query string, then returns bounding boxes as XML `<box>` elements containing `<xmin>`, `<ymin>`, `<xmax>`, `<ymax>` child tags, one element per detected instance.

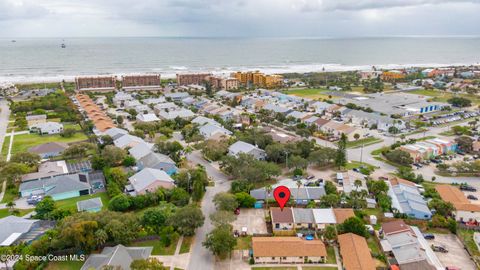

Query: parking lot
<box><xmin>232</xmin><ymin>209</ymin><xmax>268</xmax><ymax>235</ymax></box>
<box><xmin>429</xmin><ymin>233</ymin><xmax>477</xmax><ymax>270</ymax></box>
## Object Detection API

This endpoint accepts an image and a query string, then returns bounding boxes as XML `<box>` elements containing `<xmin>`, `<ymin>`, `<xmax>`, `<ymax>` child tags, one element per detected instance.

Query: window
<box><xmin>271</xmin><ymin>257</ymin><xmax>275</xmax><ymax>260</ymax></box>
<box><xmin>282</xmin><ymin>257</ymin><xmax>287</xmax><ymax>260</ymax></box>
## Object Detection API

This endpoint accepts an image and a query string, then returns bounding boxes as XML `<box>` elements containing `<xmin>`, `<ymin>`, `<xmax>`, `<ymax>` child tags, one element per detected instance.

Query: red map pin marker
<box><xmin>273</xmin><ymin>186</ymin><xmax>291</xmax><ymax>211</ymax></box>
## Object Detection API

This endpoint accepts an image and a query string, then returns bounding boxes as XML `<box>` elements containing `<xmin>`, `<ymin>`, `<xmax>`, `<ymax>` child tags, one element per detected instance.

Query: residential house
<box><xmin>250</xmin><ymin>186</ymin><xmax>325</xmax><ymax>205</ymax></box>
<box><xmin>29</xmin><ymin>122</ymin><xmax>64</xmax><ymax>135</ymax></box>
<box><xmin>0</xmin><ymin>216</ymin><xmax>53</xmax><ymax>247</ymax></box>
<box><xmin>192</xmin><ymin>116</ymin><xmax>220</xmax><ymax>126</ymax></box>
<box><xmin>228</xmin><ymin>141</ymin><xmax>266</xmax><ymax>160</ymax></box>
<box><xmin>263</xmin><ymin>104</ymin><xmax>292</xmax><ymax>115</ymax></box>
<box><xmin>112</xmin><ymin>92</ymin><xmax>134</xmax><ymax>107</ymax></box>
<box><xmin>252</xmin><ymin>237</ymin><xmax>326</xmax><ymax>264</ymax></box>
<box><xmin>136</xmin><ymin>152</ymin><xmax>178</xmax><ymax>175</ymax></box>
<box><xmin>271</xmin><ymin>207</ymin><xmax>294</xmax><ymax>231</ymax></box>
<box><xmin>164</xmin><ymin>92</ymin><xmax>190</xmax><ymax>101</ymax></box>
<box><xmin>21</xmin><ymin>160</ymin><xmax>69</xmax><ymax>182</ymax></box>
<box><xmin>313</xmin><ymin>208</ymin><xmax>355</xmax><ymax>230</ymax></box>
<box><xmin>28</xmin><ymin>142</ymin><xmax>68</xmax><ymax>158</ymax></box>
<box><xmin>199</xmin><ymin>123</ymin><xmax>232</xmax><ymax>139</ymax></box>
<box><xmin>311</xmin><ymin>101</ymin><xmax>331</xmax><ymax>114</ymax></box>
<box><xmin>26</xmin><ymin>114</ymin><xmax>47</xmax><ymax>127</ymax></box>
<box><xmin>153</xmin><ymin>102</ymin><xmax>178</xmax><ymax>114</ymax></box>
<box><xmin>77</xmin><ymin>197</ymin><xmax>103</xmax><ymax>212</ymax></box>
<box><xmin>380</xmin><ymin>220</ymin><xmax>440</xmax><ymax>270</ymax></box>
<box><xmin>344</xmin><ymin>110</ymin><xmax>406</xmax><ymax>132</ymax></box>
<box><xmin>136</xmin><ymin>113</ymin><xmax>160</xmax><ymax>123</ymax></box>
<box><xmin>292</xmin><ymin>208</ymin><xmax>316</xmax><ymax>230</ymax></box>
<box><xmin>436</xmin><ymin>185</ymin><xmax>480</xmax><ymax>222</ymax></box>
<box><xmin>113</xmin><ymin>134</ymin><xmax>144</xmax><ymax>149</ymax></box>
<box><xmin>80</xmin><ymin>244</ymin><xmax>152</xmax><ymax>270</ymax></box>
<box><xmin>104</xmin><ymin>127</ymin><xmax>129</xmax><ymax>140</ymax></box>
<box><xmin>338</xmin><ymin>233</ymin><xmax>376</xmax><ymax>270</ymax></box>
<box><xmin>387</xmin><ymin>178</ymin><xmax>432</xmax><ymax>220</ymax></box>
<box><xmin>19</xmin><ymin>173</ymin><xmax>91</xmax><ymax>201</ymax></box>
<box><xmin>319</xmin><ymin>121</ymin><xmax>361</xmax><ymax>141</ymax></box>
<box><xmin>158</xmin><ymin>108</ymin><xmax>195</xmax><ymax>120</ymax></box>
<box><xmin>128</xmin><ymin>142</ymin><xmax>155</xmax><ymax>160</ymax></box>
<box><xmin>126</xmin><ymin>168</ymin><xmax>175</xmax><ymax>196</ymax></box>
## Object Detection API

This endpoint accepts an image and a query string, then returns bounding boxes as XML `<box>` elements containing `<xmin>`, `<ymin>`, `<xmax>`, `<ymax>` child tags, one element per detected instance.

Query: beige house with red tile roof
<box><xmin>252</xmin><ymin>237</ymin><xmax>326</xmax><ymax>264</ymax></box>
<box><xmin>338</xmin><ymin>233</ymin><xmax>376</xmax><ymax>270</ymax></box>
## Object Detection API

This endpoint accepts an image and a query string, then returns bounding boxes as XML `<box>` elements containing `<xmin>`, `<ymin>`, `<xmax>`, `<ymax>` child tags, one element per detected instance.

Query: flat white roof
<box><xmin>0</xmin><ymin>233</ymin><xmax>23</xmax><ymax>246</ymax></box>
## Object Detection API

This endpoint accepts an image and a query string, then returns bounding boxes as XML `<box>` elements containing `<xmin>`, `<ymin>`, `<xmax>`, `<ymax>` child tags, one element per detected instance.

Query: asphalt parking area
<box><xmin>232</xmin><ymin>208</ymin><xmax>268</xmax><ymax>235</ymax></box>
<box><xmin>430</xmin><ymin>233</ymin><xmax>476</xmax><ymax>270</ymax></box>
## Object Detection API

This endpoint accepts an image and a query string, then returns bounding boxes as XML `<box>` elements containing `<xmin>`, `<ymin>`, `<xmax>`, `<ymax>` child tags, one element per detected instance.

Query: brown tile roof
<box><xmin>333</xmin><ymin>208</ymin><xmax>355</xmax><ymax>223</ymax></box>
<box><xmin>389</xmin><ymin>178</ymin><xmax>415</xmax><ymax>187</ymax></box>
<box><xmin>381</xmin><ymin>220</ymin><xmax>411</xmax><ymax>235</ymax></box>
<box><xmin>252</xmin><ymin>237</ymin><xmax>326</xmax><ymax>257</ymax></box>
<box><xmin>75</xmin><ymin>94</ymin><xmax>114</xmax><ymax>132</ymax></box>
<box><xmin>270</xmin><ymin>207</ymin><xmax>294</xmax><ymax>223</ymax></box>
<box><xmin>436</xmin><ymin>185</ymin><xmax>480</xmax><ymax>212</ymax></box>
<box><xmin>338</xmin><ymin>233</ymin><xmax>376</xmax><ymax>270</ymax></box>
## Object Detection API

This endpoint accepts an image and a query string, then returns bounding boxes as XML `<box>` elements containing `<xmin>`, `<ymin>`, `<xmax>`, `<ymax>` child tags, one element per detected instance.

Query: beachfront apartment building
<box><xmin>121</xmin><ymin>74</ymin><xmax>161</xmax><ymax>91</ymax></box>
<box><xmin>381</xmin><ymin>70</ymin><xmax>406</xmax><ymax>81</ymax></box>
<box><xmin>232</xmin><ymin>71</ymin><xmax>283</xmax><ymax>88</ymax></box>
<box><xmin>176</xmin><ymin>73</ymin><xmax>211</xmax><ymax>86</ymax></box>
<box><xmin>75</xmin><ymin>76</ymin><xmax>117</xmax><ymax>92</ymax></box>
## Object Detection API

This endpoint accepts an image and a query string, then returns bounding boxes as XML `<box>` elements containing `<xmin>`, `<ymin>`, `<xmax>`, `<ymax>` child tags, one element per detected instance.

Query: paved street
<box><xmin>186</xmin><ymin>150</ymin><xmax>231</xmax><ymax>270</ymax></box>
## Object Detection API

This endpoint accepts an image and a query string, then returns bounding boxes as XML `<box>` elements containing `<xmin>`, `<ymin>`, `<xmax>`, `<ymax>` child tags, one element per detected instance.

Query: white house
<box><xmin>29</xmin><ymin>122</ymin><xmax>64</xmax><ymax>135</ymax></box>
<box><xmin>228</xmin><ymin>141</ymin><xmax>266</xmax><ymax>160</ymax></box>
<box><xmin>136</xmin><ymin>113</ymin><xmax>160</xmax><ymax>123</ymax></box>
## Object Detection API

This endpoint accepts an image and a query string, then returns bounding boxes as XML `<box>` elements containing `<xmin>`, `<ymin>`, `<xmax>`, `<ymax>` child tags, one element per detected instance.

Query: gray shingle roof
<box><xmin>128</xmin><ymin>168</ymin><xmax>175</xmax><ymax>192</ymax></box>
<box><xmin>80</xmin><ymin>244</ymin><xmax>152</xmax><ymax>270</ymax></box>
<box><xmin>0</xmin><ymin>216</ymin><xmax>39</xmax><ymax>246</ymax></box>
<box><xmin>19</xmin><ymin>174</ymin><xmax>91</xmax><ymax>196</ymax></box>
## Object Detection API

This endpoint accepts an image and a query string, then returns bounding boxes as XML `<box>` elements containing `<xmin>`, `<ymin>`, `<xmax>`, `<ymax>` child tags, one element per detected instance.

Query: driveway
<box><xmin>429</xmin><ymin>233</ymin><xmax>477</xmax><ymax>270</ymax></box>
<box><xmin>232</xmin><ymin>209</ymin><xmax>268</xmax><ymax>235</ymax></box>
<box><xmin>186</xmin><ymin>150</ymin><xmax>231</xmax><ymax>270</ymax></box>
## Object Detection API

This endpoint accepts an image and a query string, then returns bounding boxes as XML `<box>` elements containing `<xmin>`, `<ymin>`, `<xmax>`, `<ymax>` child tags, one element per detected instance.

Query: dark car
<box><xmin>460</xmin><ymin>184</ymin><xmax>477</xmax><ymax>192</ymax></box>
<box><xmin>234</xmin><ymin>208</ymin><xmax>240</xmax><ymax>215</ymax></box>
<box><xmin>467</xmin><ymin>195</ymin><xmax>478</xmax><ymax>200</ymax></box>
<box><xmin>423</xmin><ymin>233</ymin><xmax>435</xmax><ymax>240</ymax></box>
<box><xmin>432</xmin><ymin>244</ymin><xmax>448</xmax><ymax>253</ymax></box>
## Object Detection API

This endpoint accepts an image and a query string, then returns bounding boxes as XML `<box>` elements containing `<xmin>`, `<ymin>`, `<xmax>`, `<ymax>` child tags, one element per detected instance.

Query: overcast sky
<box><xmin>1</xmin><ymin>0</ymin><xmax>480</xmax><ymax>37</ymax></box>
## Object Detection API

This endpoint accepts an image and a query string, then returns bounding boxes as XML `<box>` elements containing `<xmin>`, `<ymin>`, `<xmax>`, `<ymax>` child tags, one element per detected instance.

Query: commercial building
<box><xmin>121</xmin><ymin>74</ymin><xmax>161</xmax><ymax>91</ymax></box>
<box><xmin>176</xmin><ymin>73</ymin><xmax>211</xmax><ymax>86</ymax></box>
<box><xmin>252</xmin><ymin>237</ymin><xmax>326</xmax><ymax>264</ymax></box>
<box><xmin>436</xmin><ymin>185</ymin><xmax>480</xmax><ymax>222</ymax></box>
<box><xmin>399</xmin><ymin>138</ymin><xmax>457</xmax><ymax>162</ymax></box>
<box><xmin>75</xmin><ymin>76</ymin><xmax>116</xmax><ymax>92</ymax></box>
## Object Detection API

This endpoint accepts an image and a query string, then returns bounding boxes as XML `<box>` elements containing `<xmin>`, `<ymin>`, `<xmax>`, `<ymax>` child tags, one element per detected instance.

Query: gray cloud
<box><xmin>0</xmin><ymin>0</ymin><xmax>479</xmax><ymax>37</ymax></box>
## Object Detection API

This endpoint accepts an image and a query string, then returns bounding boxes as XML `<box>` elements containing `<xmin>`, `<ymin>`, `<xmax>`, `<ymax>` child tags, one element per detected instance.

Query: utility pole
<box><xmin>360</xmin><ymin>144</ymin><xmax>364</xmax><ymax>164</ymax></box>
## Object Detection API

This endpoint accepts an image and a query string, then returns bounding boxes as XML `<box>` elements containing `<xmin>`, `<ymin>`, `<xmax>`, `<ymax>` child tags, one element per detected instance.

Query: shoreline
<box><xmin>2</xmin><ymin>62</ymin><xmax>479</xmax><ymax>84</ymax></box>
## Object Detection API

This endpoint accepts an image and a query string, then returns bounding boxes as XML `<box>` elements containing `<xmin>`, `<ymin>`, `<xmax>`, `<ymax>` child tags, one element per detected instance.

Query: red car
<box><xmin>234</xmin><ymin>208</ymin><xmax>240</xmax><ymax>215</ymax></box>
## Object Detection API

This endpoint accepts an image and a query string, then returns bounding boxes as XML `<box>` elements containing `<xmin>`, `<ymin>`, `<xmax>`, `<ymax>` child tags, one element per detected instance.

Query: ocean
<box><xmin>1</xmin><ymin>37</ymin><xmax>480</xmax><ymax>83</ymax></box>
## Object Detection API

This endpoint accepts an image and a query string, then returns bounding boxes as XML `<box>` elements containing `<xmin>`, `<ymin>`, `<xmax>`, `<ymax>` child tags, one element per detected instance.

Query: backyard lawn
<box><xmin>56</xmin><ymin>192</ymin><xmax>110</xmax><ymax>213</ymax></box>
<box><xmin>131</xmin><ymin>237</ymin><xmax>179</xmax><ymax>255</ymax></box>
<box><xmin>284</xmin><ymin>88</ymin><xmax>331</xmax><ymax>100</ymax></box>
<box><xmin>10</xmin><ymin>131</ymin><xmax>88</xmax><ymax>155</ymax></box>
<box><xmin>326</xmin><ymin>245</ymin><xmax>336</xmax><ymax>264</ymax></box>
<box><xmin>0</xmin><ymin>208</ymin><xmax>34</xmax><ymax>218</ymax></box>
<box><xmin>1</xmin><ymin>185</ymin><xmax>18</xmax><ymax>203</ymax></box>
<box><xmin>235</xmin><ymin>236</ymin><xmax>252</xmax><ymax>250</ymax></box>
<box><xmin>44</xmin><ymin>260</ymin><xmax>84</xmax><ymax>270</ymax></box>
<box><xmin>1</xmin><ymin>135</ymin><xmax>10</xmax><ymax>158</ymax></box>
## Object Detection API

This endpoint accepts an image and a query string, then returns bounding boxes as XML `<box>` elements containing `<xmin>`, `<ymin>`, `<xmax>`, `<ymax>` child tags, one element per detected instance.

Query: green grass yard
<box><xmin>1</xmin><ymin>185</ymin><xmax>19</xmax><ymax>203</ymax></box>
<box><xmin>10</xmin><ymin>132</ymin><xmax>88</xmax><ymax>155</ymax></box>
<box><xmin>44</xmin><ymin>260</ymin><xmax>84</xmax><ymax>270</ymax></box>
<box><xmin>235</xmin><ymin>236</ymin><xmax>252</xmax><ymax>250</ymax></box>
<box><xmin>326</xmin><ymin>245</ymin><xmax>336</xmax><ymax>264</ymax></box>
<box><xmin>1</xmin><ymin>135</ymin><xmax>10</xmax><ymax>158</ymax></box>
<box><xmin>284</xmin><ymin>88</ymin><xmax>331</xmax><ymax>100</ymax></box>
<box><xmin>131</xmin><ymin>237</ymin><xmax>179</xmax><ymax>255</ymax></box>
<box><xmin>180</xmin><ymin>236</ymin><xmax>193</xmax><ymax>254</ymax></box>
<box><xmin>0</xmin><ymin>208</ymin><xmax>34</xmax><ymax>218</ymax></box>
<box><xmin>56</xmin><ymin>192</ymin><xmax>110</xmax><ymax>213</ymax></box>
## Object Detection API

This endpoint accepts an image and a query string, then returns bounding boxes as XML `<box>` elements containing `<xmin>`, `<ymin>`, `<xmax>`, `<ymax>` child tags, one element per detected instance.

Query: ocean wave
<box><xmin>1</xmin><ymin>62</ymin><xmax>479</xmax><ymax>84</ymax></box>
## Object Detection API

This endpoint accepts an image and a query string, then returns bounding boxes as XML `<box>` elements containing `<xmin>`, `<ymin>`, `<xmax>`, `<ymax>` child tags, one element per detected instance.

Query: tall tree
<box><xmin>335</xmin><ymin>133</ymin><xmax>347</xmax><ymax>168</ymax></box>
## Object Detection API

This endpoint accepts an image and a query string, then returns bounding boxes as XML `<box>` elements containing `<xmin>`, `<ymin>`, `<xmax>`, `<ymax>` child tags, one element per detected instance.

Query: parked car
<box><xmin>413</xmin><ymin>163</ymin><xmax>423</xmax><ymax>168</ymax></box>
<box><xmin>432</xmin><ymin>244</ymin><xmax>448</xmax><ymax>253</ymax></box>
<box><xmin>234</xmin><ymin>208</ymin><xmax>240</xmax><ymax>215</ymax></box>
<box><xmin>307</xmin><ymin>175</ymin><xmax>315</xmax><ymax>180</ymax></box>
<box><xmin>467</xmin><ymin>195</ymin><xmax>478</xmax><ymax>200</ymax></box>
<box><xmin>423</xmin><ymin>233</ymin><xmax>435</xmax><ymax>240</ymax></box>
<box><xmin>460</xmin><ymin>184</ymin><xmax>477</xmax><ymax>192</ymax></box>
<box><xmin>445</xmin><ymin>267</ymin><xmax>460</xmax><ymax>270</ymax></box>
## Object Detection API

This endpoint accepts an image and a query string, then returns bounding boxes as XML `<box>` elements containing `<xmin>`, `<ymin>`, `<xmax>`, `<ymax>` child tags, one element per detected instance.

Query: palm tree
<box><xmin>6</xmin><ymin>201</ymin><xmax>15</xmax><ymax>212</ymax></box>
<box><xmin>265</xmin><ymin>185</ymin><xmax>272</xmax><ymax>209</ymax></box>
<box><xmin>296</xmin><ymin>180</ymin><xmax>302</xmax><ymax>206</ymax></box>
<box><xmin>353</xmin><ymin>179</ymin><xmax>362</xmax><ymax>191</ymax></box>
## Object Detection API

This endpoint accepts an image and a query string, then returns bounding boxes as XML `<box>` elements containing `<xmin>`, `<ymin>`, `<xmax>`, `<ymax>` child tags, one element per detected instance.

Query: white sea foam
<box><xmin>1</xmin><ymin>62</ymin><xmax>478</xmax><ymax>84</ymax></box>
